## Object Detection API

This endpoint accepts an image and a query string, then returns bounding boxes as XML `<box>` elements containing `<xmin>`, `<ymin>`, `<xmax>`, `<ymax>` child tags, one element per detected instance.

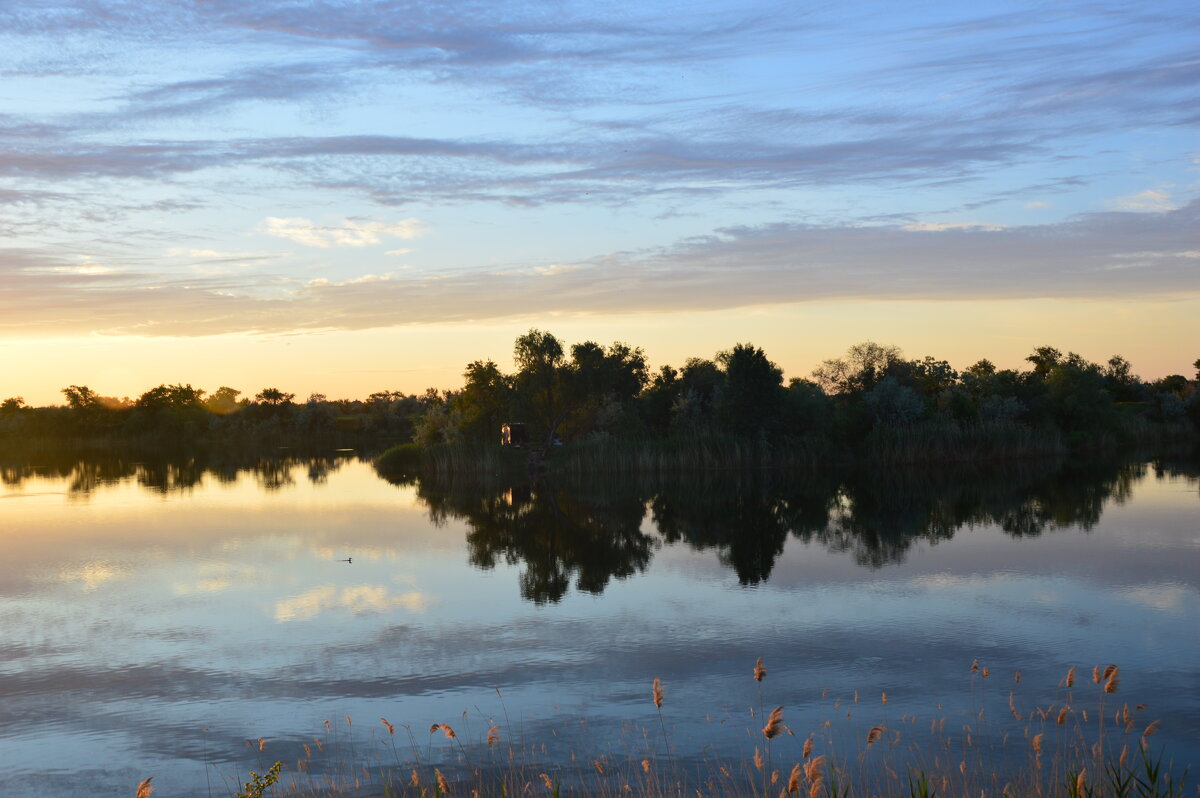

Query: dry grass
<box><xmin>140</xmin><ymin>660</ymin><xmax>1191</xmax><ymax>798</ymax></box>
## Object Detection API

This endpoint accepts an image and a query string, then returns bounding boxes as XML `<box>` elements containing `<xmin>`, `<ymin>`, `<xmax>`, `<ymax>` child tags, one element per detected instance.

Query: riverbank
<box><xmin>376</xmin><ymin>419</ymin><xmax>1197</xmax><ymax>479</ymax></box>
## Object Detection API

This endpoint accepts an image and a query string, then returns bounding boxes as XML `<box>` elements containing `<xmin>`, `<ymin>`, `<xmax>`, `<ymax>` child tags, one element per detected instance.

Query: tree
<box><xmin>255</xmin><ymin>387</ymin><xmax>295</xmax><ymax>405</ymax></box>
<box><xmin>639</xmin><ymin>365</ymin><xmax>680</xmax><ymax>434</ymax></box>
<box><xmin>136</xmin><ymin>383</ymin><xmax>205</xmax><ymax>411</ymax></box>
<box><xmin>512</xmin><ymin>329</ymin><xmax>569</xmax><ymax>448</ymax></box>
<box><xmin>1103</xmin><ymin>355</ymin><xmax>1142</xmax><ymax>402</ymax></box>
<box><xmin>456</xmin><ymin>359</ymin><xmax>512</xmax><ymax>443</ymax></box>
<box><xmin>0</xmin><ymin>397</ymin><xmax>26</xmax><ymax>416</ymax></box>
<box><xmin>62</xmin><ymin>385</ymin><xmax>102</xmax><ymax>411</ymax></box>
<box><xmin>1025</xmin><ymin>346</ymin><xmax>1062</xmax><ymax>378</ymax></box>
<box><xmin>716</xmin><ymin>343</ymin><xmax>784</xmax><ymax>435</ymax></box>
<box><xmin>908</xmin><ymin>356</ymin><xmax>958</xmax><ymax>399</ymax></box>
<box><xmin>864</xmin><ymin>377</ymin><xmax>924</xmax><ymax>426</ymax></box>
<box><xmin>206</xmin><ymin>386</ymin><xmax>243</xmax><ymax>415</ymax></box>
<box><xmin>811</xmin><ymin>342</ymin><xmax>903</xmax><ymax>395</ymax></box>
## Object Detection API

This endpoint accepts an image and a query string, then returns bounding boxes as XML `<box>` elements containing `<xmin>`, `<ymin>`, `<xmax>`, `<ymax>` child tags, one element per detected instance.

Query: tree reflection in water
<box><xmin>0</xmin><ymin>445</ymin><xmax>360</xmax><ymax>497</ymax></box>
<box><xmin>3</xmin><ymin>444</ymin><xmax>1196</xmax><ymax>603</ymax></box>
<box><xmin>418</xmin><ymin>450</ymin><xmax>1198</xmax><ymax>601</ymax></box>
<box><xmin>419</xmin><ymin>478</ymin><xmax>655</xmax><ymax>604</ymax></box>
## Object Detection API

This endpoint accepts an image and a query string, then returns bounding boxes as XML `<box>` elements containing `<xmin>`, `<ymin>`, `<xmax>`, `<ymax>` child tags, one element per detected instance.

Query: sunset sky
<box><xmin>2</xmin><ymin>0</ymin><xmax>1197</xmax><ymax>405</ymax></box>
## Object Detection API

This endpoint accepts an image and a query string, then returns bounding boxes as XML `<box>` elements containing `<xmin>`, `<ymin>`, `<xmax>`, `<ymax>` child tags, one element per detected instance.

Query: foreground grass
<box><xmin>141</xmin><ymin>661</ymin><xmax>1191</xmax><ymax>798</ymax></box>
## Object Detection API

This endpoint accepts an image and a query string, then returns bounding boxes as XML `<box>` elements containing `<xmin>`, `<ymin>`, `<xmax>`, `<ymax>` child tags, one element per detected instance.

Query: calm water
<box><xmin>1</xmin><ymin>450</ymin><xmax>1197</xmax><ymax>795</ymax></box>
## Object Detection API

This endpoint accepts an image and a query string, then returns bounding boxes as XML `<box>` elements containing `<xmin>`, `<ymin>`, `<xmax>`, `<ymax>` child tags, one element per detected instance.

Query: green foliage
<box><xmin>376</xmin><ymin>443</ymin><xmax>423</xmax><ymax>473</ymax></box>
<box><xmin>235</xmin><ymin>761</ymin><xmax>281</xmax><ymax>798</ymax></box>
<box><xmin>907</xmin><ymin>770</ymin><xmax>936</xmax><ymax>798</ymax></box>
<box><xmin>716</xmin><ymin>343</ymin><xmax>783</xmax><ymax>435</ymax></box>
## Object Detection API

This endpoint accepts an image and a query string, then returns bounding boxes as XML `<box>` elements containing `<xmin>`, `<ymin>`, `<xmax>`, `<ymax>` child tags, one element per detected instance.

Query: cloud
<box><xmin>1113</xmin><ymin>189</ymin><xmax>1178</xmax><ymax>212</ymax></box>
<box><xmin>1024</xmin><ymin>201</ymin><xmax>1048</xmax><ymax>209</ymax></box>
<box><xmin>273</xmin><ymin>584</ymin><xmax>429</xmax><ymax>622</ymax></box>
<box><xmin>901</xmin><ymin>221</ymin><xmax>1006</xmax><ymax>232</ymax></box>
<box><xmin>56</xmin><ymin>561</ymin><xmax>128</xmax><ymax>592</ymax></box>
<box><xmin>2</xmin><ymin>201</ymin><xmax>1197</xmax><ymax>338</ymax></box>
<box><xmin>258</xmin><ymin>217</ymin><xmax>427</xmax><ymax>248</ymax></box>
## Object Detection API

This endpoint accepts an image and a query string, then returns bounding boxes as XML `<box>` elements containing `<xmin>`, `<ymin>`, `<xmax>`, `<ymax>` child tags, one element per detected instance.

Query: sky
<box><xmin>1</xmin><ymin>0</ymin><xmax>1197</xmax><ymax>404</ymax></box>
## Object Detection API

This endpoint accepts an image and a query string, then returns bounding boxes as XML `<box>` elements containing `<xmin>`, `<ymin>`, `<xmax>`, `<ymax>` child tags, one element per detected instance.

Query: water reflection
<box><xmin>415</xmin><ymin>452</ymin><xmax>1200</xmax><ymax>599</ymax></box>
<box><xmin>420</xmin><ymin>480</ymin><xmax>655</xmax><ymax>604</ymax></box>
<box><xmin>1</xmin><ymin>445</ymin><xmax>1197</xmax><ymax>796</ymax></box>
<box><xmin>4</xmin><ymin>447</ymin><xmax>1197</xmax><ymax>603</ymax></box>
<box><xmin>0</xmin><ymin>446</ymin><xmax>365</xmax><ymax>496</ymax></box>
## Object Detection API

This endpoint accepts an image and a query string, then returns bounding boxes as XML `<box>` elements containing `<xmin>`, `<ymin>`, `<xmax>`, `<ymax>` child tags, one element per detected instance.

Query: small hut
<box><xmin>500</xmin><ymin>422</ymin><xmax>528</xmax><ymax>448</ymax></box>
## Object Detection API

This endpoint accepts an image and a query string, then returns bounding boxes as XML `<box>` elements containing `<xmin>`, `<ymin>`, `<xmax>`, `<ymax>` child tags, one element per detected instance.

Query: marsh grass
<box><xmin>162</xmin><ymin>660</ymin><xmax>1190</xmax><ymax>798</ymax></box>
<box><xmin>548</xmin><ymin>434</ymin><xmax>830</xmax><ymax>475</ymax></box>
<box><xmin>863</xmin><ymin>421</ymin><xmax>1067</xmax><ymax>465</ymax></box>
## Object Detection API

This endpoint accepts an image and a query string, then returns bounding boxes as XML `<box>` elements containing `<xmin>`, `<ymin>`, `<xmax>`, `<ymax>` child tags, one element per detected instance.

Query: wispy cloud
<box><xmin>258</xmin><ymin>217</ymin><xmax>427</xmax><ymax>248</ymax></box>
<box><xmin>1</xmin><ymin>0</ymin><xmax>1196</xmax><ymax>345</ymax></box>
<box><xmin>1113</xmin><ymin>189</ymin><xmax>1178</xmax><ymax>213</ymax></box>
<box><xmin>2</xmin><ymin>202</ymin><xmax>1196</xmax><ymax>338</ymax></box>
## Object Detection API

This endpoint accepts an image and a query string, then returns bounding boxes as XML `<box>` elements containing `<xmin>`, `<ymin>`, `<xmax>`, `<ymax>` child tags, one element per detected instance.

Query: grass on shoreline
<box><xmin>375</xmin><ymin>420</ymin><xmax>1197</xmax><ymax>479</ymax></box>
<box><xmin>145</xmin><ymin>660</ymin><xmax>1191</xmax><ymax>798</ymax></box>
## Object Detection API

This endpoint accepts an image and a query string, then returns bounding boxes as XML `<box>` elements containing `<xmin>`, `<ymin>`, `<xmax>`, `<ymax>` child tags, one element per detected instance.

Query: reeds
<box><xmin>143</xmin><ymin>659</ymin><xmax>1190</xmax><ymax>798</ymax></box>
<box><xmin>864</xmin><ymin>420</ymin><xmax>1067</xmax><ymax>465</ymax></box>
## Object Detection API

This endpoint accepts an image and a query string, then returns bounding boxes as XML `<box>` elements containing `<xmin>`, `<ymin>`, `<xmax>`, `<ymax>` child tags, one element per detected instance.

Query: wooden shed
<box><xmin>500</xmin><ymin>422</ymin><xmax>528</xmax><ymax>447</ymax></box>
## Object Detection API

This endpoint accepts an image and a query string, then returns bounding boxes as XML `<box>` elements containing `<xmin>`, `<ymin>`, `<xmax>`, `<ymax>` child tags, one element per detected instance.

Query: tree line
<box><xmin>2</xmin><ymin>331</ymin><xmax>1198</xmax><ymax>454</ymax></box>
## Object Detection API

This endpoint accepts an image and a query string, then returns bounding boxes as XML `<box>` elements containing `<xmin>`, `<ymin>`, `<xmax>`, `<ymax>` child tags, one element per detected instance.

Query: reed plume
<box><xmin>1032</xmin><ymin>733</ymin><xmax>1044</xmax><ymax>756</ymax></box>
<box><xmin>787</xmin><ymin>763</ymin><xmax>801</xmax><ymax>793</ymax></box>
<box><xmin>754</xmin><ymin>747</ymin><xmax>764</xmax><ymax>771</ymax></box>
<box><xmin>642</xmin><ymin>759</ymin><xmax>651</xmax><ymax>773</ymax></box>
<box><xmin>866</xmin><ymin>725</ymin><xmax>884</xmax><ymax>745</ymax></box>
<box><xmin>803</xmin><ymin>755</ymin><xmax>826</xmax><ymax>784</ymax></box>
<box><xmin>1092</xmin><ymin>665</ymin><xmax>1101</xmax><ymax>684</ymax></box>
<box><xmin>436</xmin><ymin>768</ymin><xmax>449</xmax><ymax>795</ymax></box>
<box><xmin>754</xmin><ymin>657</ymin><xmax>766</xmax><ymax>682</ymax></box>
<box><xmin>487</xmin><ymin>725</ymin><xmax>500</xmax><ymax>748</ymax></box>
<box><xmin>1141</xmin><ymin>719</ymin><xmax>1160</xmax><ymax>747</ymax></box>
<box><xmin>1103</xmin><ymin>666</ymin><xmax>1120</xmax><ymax>694</ymax></box>
<box><xmin>762</xmin><ymin>706</ymin><xmax>785</xmax><ymax>740</ymax></box>
<box><xmin>881</xmin><ymin>691</ymin><xmax>887</xmax><ymax>705</ymax></box>
<box><xmin>1065</xmin><ymin>666</ymin><xmax>1076</xmax><ymax>688</ymax></box>
<box><xmin>135</xmin><ymin>777</ymin><xmax>153</xmax><ymax>798</ymax></box>
<box><xmin>802</xmin><ymin>736</ymin><xmax>813</xmax><ymax>759</ymax></box>
<box><xmin>1076</xmin><ymin>768</ymin><xmax>1086</xmax><ymax>794</ymax></box>
<box><xmin>1056</xmin><ymin>707</ymin><xmax>1068</xmax><ymax>725</ymax></box>
<box><xmin>651</xmin><ymin>676</ymin><xmax>672</xmax><ymax>775</ymax></box>
<box><xmin>380</xmin><ymin>718</ymin><xmax>395</xmax><ymax>735</ymax></box>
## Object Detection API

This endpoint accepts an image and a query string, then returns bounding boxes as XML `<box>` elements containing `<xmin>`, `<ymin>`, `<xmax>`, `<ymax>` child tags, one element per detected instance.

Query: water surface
<box><xmin>1</xmin><ymin>450</ymin><xmax>1197</xmax><ymax>795</ymax></box>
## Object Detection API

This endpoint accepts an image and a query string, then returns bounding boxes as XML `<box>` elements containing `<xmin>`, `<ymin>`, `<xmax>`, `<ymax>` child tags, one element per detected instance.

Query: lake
<box><xmin>1</xmin><ymin>449</ymin><xmax>1197</xmax><ymax>796</ymax></box>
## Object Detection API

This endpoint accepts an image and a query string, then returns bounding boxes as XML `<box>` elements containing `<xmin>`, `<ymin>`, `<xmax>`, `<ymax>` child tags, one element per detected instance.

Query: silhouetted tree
<box><xmin>716</xmin><ymin>343</ymin><xmax>783</xmax><ymax>436</ymax></box>
<box><xmin>255</xmin><ymin>387</ymin><xmax>295</xmax><ymax>405</ymax></box>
